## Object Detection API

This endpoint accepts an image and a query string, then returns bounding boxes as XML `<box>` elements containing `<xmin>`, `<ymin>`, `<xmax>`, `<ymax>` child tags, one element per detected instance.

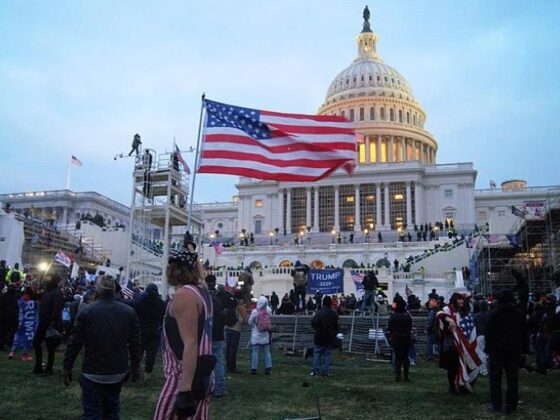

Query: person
<box><xmin>248</xmin><ymin>296</ymin><xmax>272</xmax><ymax>375</ymax></box>
<box><xmin>425</xmin><ymin>298</ymin><xmax>439</xmax><ymax>361</ymax></box>
<box><xmin>0</xmin><ymin>260</ymin><xmax>7</xmax><ymax>290</ymax></box>
<box><xmin>128</xmin><ymin>133</ymin><xmax>142</xmax><ymax>156</ymax></box>
<box><xmin>0</xmin><ymin>284</ymin><xmax>19</xmax><ymax>352</ymax></box>
<box><xmin>224</xmin><ymin>292</ymin><xmax>246</xmax><ymax>374</ymax></box>
<box><xmin>238</xmin><ymin>267</ymin><xmax>254</xmax><ymax>306</ymax></box>
<box><xmin>485</xmin><ymin>289</ymin><xmax>529</xmax><ymax>414</ymax></box>
<box><xmin>310</xmin><ymin>295</ymin><xmax>339</xmax><ymax>377</ymax></box>
<box><xmin>388</xmin><ymin>296</ymin><xmax>412</xmax><ymax>381</ymax></box>
<box><xmin>437</xmin><ymin>293</ymin><xmax>481</xmax><ymax>395</ymax></box>
<box><xmin>132</xmin><ymin>283</ymin><xmax>166</xmax><ymax>380</ymax></box>
<box><xmin>33</xmin><ymin>276</ymin><xmax>65</xmax><ymax>375</ymax></box>
<box><xmin>292</xmin><ymin>262</ymin><xmax>307</xmax><ymax>312</ymax></box>
<box><xmin>206</xmin><ymin>275</ymin><xmax>228</xmax><ymax>398</ymax></box>
<box><xmin>62</xmin><ymin>276</ymin><xmax>142</xmax><ymax>419</ymax></box>
<box><xmin>306</xmin><ymin>297</ymin><xmax>317</xmax><ymax>314</ymax></box>
<box><xmin>361</xmin><ymin>271</ymin><xmax>379</xmax><ymax>314</ymax></box>
<box><xmin>270</xmin><ymin>291</ymin><xmax>279</xmax><ymax>314</ymax></box>
<box><xmin>154</xmin><ymin>247</ymin><xmax>214</xmax><ymax>420</ymax></box>
<box><xmin>5</xmin><ymin>262</ymin><xmax>24</xmax><ymax>285</ymax></box>
<box><xmin>473</xmin><ymin>300</ymin><xmax>491</xmax><ymax>375</ymax></box>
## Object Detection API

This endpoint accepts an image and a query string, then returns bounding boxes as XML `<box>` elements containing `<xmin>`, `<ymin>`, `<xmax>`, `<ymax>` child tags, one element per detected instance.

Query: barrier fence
<box><xmin>239</xmin><ymin>312</ymin><xmax>430</xmax><ymax>356</ymax></box>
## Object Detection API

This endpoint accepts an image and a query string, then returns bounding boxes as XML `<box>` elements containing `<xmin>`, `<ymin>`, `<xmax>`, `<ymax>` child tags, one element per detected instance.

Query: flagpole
<box><xmin>66</xmin><ymin>157</ymin><xmax>72</xmax><ymax>190</ymax></box>
<box><xmin>187</xmin><ymin>93</ymin><xmax>206</xmax><ymax>233</ymax></box>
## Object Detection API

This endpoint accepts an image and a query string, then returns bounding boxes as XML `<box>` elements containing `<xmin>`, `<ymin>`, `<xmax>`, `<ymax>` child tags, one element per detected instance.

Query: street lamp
<box><xmin>331</xmin><ymin>229</ymin><xmax>336</xmax><ymax>244</ymax></box>
<box><xmin>37</xmin><ymin>261</ymin><xmax>49</xmax><ymax>272</ymax></box>
<box><xmin>209</xmin><ymin>233</ymin><xmax>216</xmax><ymax>240</ymax></box>
<box><xmin>269</xmin><ymin>231</ymin><xmax>274</xmax><ymax>245</ymax></box>
<box><xmin>364</xmin><ymin>228</ymin><xmax>369</xmax><ymax>243</ymax></box>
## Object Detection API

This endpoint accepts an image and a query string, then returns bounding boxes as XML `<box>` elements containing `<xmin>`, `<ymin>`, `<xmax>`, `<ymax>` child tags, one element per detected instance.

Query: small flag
<box><xmin>511</xmin><ymin>206</ymin><xmax>526</xmax><ymax>218</ymax></box>
<box><xmin>351</xmin><ymin>271</ymin><xmax>365</xmax><ymax>299</ymax></box>
<box><xmin>71</xmin><ymin>155</ymin><xmax>82</xmax><ymax>166</ymax></box>
<box><xmin>198</xmin><ymin>99</ymin><xmax>356</xmax><ymax>182</ymax></box>
<box><xmin>210</xmin><ymin>240</ymin><xmax>224</xmax><ymax>255</ymax></box>
<box><xmin>174</xmin><ymin>142</ymin><xmax>191</xmax><ymax>174</ymax></box>
<box><xmin>122</xmin><ymin>280</ymin><xmax>136</xmax><ymax>299</ymax></box>
<box><xmin>54</xmin><ymin>250</ymin><xmax>72</xmax><ymax>267</ymax></box>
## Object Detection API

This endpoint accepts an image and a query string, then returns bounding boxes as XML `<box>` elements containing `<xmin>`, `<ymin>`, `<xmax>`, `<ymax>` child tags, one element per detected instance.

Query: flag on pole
<box><xmin>71</xmin><ymin>155</ymin><xmax>82</xmax><ymax>166</ymax></box>
<box><xmin>54</xmin><ymin>250</ymin><xmax>72</xmax><ymax>267</ymax></box>
<box><xmin>173</xmin><ymin>142</ymin><xmax>191</xmax><ymax>174</ymax></box>
<box><xmin>198</xmin><ymin>99</ymin><xmax>356</xmax><ymax>182</ymax></box>
<box><xmin>210</xmin><ymin>240</ymin><xmax>224</xmax><ymax>255</ymax></box>
<box><xmin>511</xmin><ymin>205</ymin><xmax>526</xmax><ymax>218</ymax></box>
<box><xmin>122</xmin><ymin>280</ymin><xmax>136</xmax><ymax>299</ymax></box>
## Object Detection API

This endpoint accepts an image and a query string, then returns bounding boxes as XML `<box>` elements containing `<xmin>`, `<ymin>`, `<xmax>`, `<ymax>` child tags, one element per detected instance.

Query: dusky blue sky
<box><xmin>1</xmin><ymin>0</ymin><xmax>559</xmax><ymax>205</ymax></box>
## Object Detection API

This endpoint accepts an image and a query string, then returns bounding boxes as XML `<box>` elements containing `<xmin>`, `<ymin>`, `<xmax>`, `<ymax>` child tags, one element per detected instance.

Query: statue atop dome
<box><xmin>362</xmin><ymin>5</ymin><xmax>372</xmax><ymax>33</ymax></box>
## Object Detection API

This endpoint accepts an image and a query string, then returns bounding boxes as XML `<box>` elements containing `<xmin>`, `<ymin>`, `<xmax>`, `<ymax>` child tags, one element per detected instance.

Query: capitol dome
<box><xmin>318</xmin><ymin>8</ymin><xmax>438</xmax><ymax>166</ymax></box>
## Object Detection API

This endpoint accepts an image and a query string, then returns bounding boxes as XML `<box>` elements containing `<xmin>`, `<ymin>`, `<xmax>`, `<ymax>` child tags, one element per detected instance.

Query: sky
<box><xmin>1</xmin><ymin>0</ymin><xmax>559</xmax><ymax>205</ymax></box>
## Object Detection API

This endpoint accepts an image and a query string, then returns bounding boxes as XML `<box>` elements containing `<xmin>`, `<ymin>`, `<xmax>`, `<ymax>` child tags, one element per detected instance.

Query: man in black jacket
<box><xmin>132</xmin><ymin>283</ymin><xmax>166</xmax><ymax>379</ymax></box>
<box><xmin>361</xmin><ymin>271</ymin><xmax>379</xmax><ymax>314</ymax></box>
<box><xmin>62</xmin><ymin>276</ymin><xmax>141</xmax><ymax>419</ymax></box>
<box><xmin>485</xmin><ymin>289</ymin><xmax>529</xmax><ymax>414</ymax></box>
<box><xmin>310</xmin><ymin>295</ymin><xmax>339</xmax><ymax>377</ymax></box>
<box><xmin>206</xmin><ymin>275</ymin><xmax>228</xmax><ymax>398</ymax></box>
<box><xmin>33</xmin><ymin>276</ymin><xmax>65</xmax><ymax>375</ymax></box>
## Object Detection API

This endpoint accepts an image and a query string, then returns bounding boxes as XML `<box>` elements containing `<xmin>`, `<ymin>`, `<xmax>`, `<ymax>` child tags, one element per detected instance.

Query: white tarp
<box><xmin>0</xmin><ymin>213</ymin><xmax>25</xmax><ymax>266</ymax></box>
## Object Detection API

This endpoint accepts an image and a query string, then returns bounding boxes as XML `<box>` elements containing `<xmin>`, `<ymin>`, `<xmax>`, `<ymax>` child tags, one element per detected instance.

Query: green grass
<box><xmin>0</xmin><ymin>349</ymin><xmax>558</xmax><ymax>420</ymax></box>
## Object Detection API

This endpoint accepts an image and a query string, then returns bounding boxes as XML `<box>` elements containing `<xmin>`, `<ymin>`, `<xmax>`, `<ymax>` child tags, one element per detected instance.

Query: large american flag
<box><xmin>198</xmin><ymin>99</ymin><xmax>356</xmax><ymax>182</ymax></box>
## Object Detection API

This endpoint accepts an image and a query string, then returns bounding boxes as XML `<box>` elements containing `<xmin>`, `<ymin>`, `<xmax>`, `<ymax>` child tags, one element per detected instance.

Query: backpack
<box><xmin>9</xmin><ymin>270</ymin><xmax>21</xmax><ymax>283</ymax></box>
<box><xmin>256</xmin><ymin>308</ymin><xmax>271</xmax><ymax>332</ymax></box>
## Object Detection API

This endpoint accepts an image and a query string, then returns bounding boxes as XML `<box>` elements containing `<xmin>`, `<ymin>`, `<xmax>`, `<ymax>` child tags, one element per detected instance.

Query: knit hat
<box><xmin>168</xmin><ymin>248</ymin><xmax>198</xmax><ymax>269</ymax></box>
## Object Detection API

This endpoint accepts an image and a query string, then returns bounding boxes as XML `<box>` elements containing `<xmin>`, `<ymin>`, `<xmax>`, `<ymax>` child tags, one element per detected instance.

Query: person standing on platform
<box><xmin>485</xmin><ymin>289</ymin><xmax>529</xmax><ymax>414</ymax></box>
<box><xmin>128</xmin><ymin>133</ymin><xmax>142</xmax><ymax>156</ymax></box>
<box><xmin>238</xmin><ymin>268</ymin><xmax>254</xmax><ymax>306</ymax></box>
<box><xmin>292</xmin><ymin>262</ymin><xmax>307</xmax><ymax>312</ymax></box>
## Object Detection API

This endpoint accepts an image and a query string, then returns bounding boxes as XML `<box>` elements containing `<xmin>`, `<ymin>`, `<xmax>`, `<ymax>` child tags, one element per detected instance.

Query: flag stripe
<box><xmin>261</xmin><ymin>109</ymin><xmax>349</xmax><ymax>122</ymax></box>
<box><xmin>201</xmin><ymin>150</ymin><xmax>352</xmax><ymax>168</ymax></box>
<box><xmin>198</xmin><ymin>165</ymin><xmax>340</xmax><ymax>182</ymax></box>
<box><xmin>204</xmin><ymin>133</ymin><xmax>356</xmax><ymax>153</ymax></box>
<box><xmin>205</xmin><ymin>127</ymin><xmax>355</xmax><ymax>145</ymax></box>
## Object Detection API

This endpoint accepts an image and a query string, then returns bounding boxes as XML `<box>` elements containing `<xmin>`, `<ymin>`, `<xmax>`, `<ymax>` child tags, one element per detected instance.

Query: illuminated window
<box><xmin>381</xmin><ymin>140</ymin><xmax>387</xmax><ymax>163</ymax></box>
<box><xmin>358</xmin><ymin>143</ymin><xmax>366</xmax><ymax>163</ymax></box>
<box><xmin>339</xmin><ymin>185</ymin><xmax>355</xmax><ymax>231</ymax></box>
<box><xmin>394</xmin><ymin>194</ymin><xmax>404</xmax><ymax>200</ymax></box>
<box><xmin>255</xmin><ymin>199</ymin><xmax>263</xmax><ymax>208</ymax></box>
<box><xmin>346</xmin><ymin>196</ymin><xmax>354</xmax><ymax>203</ymax></box>
<box><xmin>369</xmin><ymin>137</ymin><xmax>377</xmax><ymax>162</ymax></box>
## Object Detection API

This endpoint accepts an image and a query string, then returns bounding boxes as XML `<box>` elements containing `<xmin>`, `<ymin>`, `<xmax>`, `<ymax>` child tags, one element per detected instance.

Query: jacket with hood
<box><xmin>248</xmin><ymin>296</ymin><xmax>272</xmax><ymax>345</ymax></box>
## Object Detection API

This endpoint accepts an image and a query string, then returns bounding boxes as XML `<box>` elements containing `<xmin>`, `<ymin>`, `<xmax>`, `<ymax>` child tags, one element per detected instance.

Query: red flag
<box><xmin>198</xmin><ymin>99</ymin><xmax>356</xmax><ymax>182</ymax></box>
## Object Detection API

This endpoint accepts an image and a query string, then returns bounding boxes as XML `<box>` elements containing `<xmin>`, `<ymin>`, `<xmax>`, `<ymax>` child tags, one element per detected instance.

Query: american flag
<box><xmin>54</xmin><ymin>250</ymin><xmax>72</xmax><ymax>267</ymax></box>
<box><xmin>174</xmin><ymin>141</ymin><xmax>191</xmax><ymax>174</ymax></box>
<box><xmin>122</xmin><ymin>280</ymin><xmax>136</xmax><ymax>299</ymax></box>
<box><xmin>71</xmin><ymin>155</ymin><xmax>82</xmax><ymax>166</ymax></box>
<box><xmin>511</xmin><ymin>205</ymin><xmax>526</xmax><ymax>218</ymax></box>
<box><xmin>351</xmin><ymin>271</ymin><xmax>365</xmax><ymax>299</ymax></box>
<box><xmin>198</xmin><ymin>99</ymin><xmax>356</xmax><ymax>182</ymax></box>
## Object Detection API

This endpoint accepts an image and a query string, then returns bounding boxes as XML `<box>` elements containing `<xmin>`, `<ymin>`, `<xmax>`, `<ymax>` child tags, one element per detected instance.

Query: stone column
<box><xmin>306</xmin><ymin>187</ymin><xmax>312</xmax><ymax>228</ymax></box>
<box><xmin>389</xmin><ymin>136</ymin><xmax>394</xmax><ymax>162</ymax></box>
<box><xmin>414</xmin><ymin>182</ymin><xmax>423</xmax><ymax>225</ymax></box>
<box><xmin>334</xmin><ymin>185</ymin><xmax>340</xmax><ymax>231</ymax></box>
<box><xmin>400</xmin><ymin>137</ymin><xmax>406</xmax><ymax>161</ymax></box>
<box><xmin>62</xmin><ymin>208</ymin><xmax>68</xmax><ymax>226</ymax></box>
<box><xmin>406</xmin><ymin>182</ymin><xmax>412</xmax><ymax>227</ymax></box>
<box><xmin>354</xmin><ymin>184</ymin><xmax>361</xmax><ymax>232</ymax></box>
<box><xmin>384</xmin><ymin>183</ymin><xmax>390</xmax><ymax>229</ymax></box>
<box><xmin>375</xmin><ymin>184</ymin><xmax>382</xmax><ymax>229</ymax></box>
<box><xmin>313</xmin><ymin>187</ymin><xmax>320</xmax><ymax>232</ymax></box>
<box><xmin>377</xmin><ymin>135</ymin><xmax>382</xmax><ymax>163</ymax></box>
<box><xmin>277</xmin><ymin>191</ymin><xmax>284</xmax><ymax>232</ymax></box>
<box><xmin>286</xmin><ymin>189</ymin><xmax>292</xmax><ymax>234</ymax></box>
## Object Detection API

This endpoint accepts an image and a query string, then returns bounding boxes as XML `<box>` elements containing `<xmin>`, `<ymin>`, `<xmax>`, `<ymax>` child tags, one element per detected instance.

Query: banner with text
<box><xmin>306</xmin><ymin>269</ymin><xmax>344</xmax><ymax>295</ymax></box>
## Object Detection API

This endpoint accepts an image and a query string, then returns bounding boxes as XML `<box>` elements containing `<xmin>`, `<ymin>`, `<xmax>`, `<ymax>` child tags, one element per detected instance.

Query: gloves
<box><xmin>129</xmin><ymin>369</ymin><xmax>141</xmax><ymax>383</ymax></box>
<box><xmin>61</xmin><ymin>368</ymin><xmax>72</xmax><ymax>386</ymax></box>
<box><xmin>174</xmin><ymin>391</ymin><xmax>196</xmax><ymax>417</ymax></box>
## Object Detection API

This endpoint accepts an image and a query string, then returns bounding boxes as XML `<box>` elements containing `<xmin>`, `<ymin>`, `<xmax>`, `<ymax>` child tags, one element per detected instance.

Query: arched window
<box><xmin>389</xmin><ymin>108</ymin><xmax>395</xmax><ymax>121</ymax></box>
<box><xmin>398</xmin><ymin>110</ymin><xmax>403</xmax><ymax>123</ymax></box>
<box><xmin>349</xmin><ymin>109</ymin><xmax>355</xmax><ymax>121</ymax></box>
<box><xmin>341</xmin><ymin>110</ymin><xmax>345</xmax><ymax>118</ymax></box>
<box><xmin>413</xmin><ymin>114</ymin><xmax>417</xmax><ymax>125</ymax></box>
<box><xmin>361</xmin><ymin>75</ymin><xmax>364</xmax><ymax>82</ymax></box>
<box><xmin>369</xmin><ymin>75</ymin><xmax>373</xmax><ymax>81</ymax></box>
<box><xmin>406</xmin><ymin>112</ymin><xmax>410</xmax><ymax>124</ymax></box>
<box><xmin>370</xmin><ymin>107</ymin><xmax>375</xmax><ymax>120</ymax></box>
<box><xmin>359</xmin><ymin>107</ymin><xmax>365</xmax><ymax>121</ymax></box>
<box><xmin>380</xmin><ymin>107</ymin><xmax>386</xmax><ymax>120</ymax></box>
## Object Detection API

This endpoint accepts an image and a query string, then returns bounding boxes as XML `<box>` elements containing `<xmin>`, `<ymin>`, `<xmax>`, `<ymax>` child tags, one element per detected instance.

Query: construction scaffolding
<box><xmin>126</xmin><ymin>147</ymin><xmax>202</xmax><ymax>296</ymax></box>
<box><xmin>477</xmin><ymin>190</ymin><xmax>560</xmax><ymax>296</ymax></box>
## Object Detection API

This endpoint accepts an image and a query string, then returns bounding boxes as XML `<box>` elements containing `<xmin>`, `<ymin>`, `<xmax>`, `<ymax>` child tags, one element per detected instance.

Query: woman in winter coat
<box><xmin>248</xmin><ymin>296</ymin><xmax>272</xmax><ymax>375</ymax></box>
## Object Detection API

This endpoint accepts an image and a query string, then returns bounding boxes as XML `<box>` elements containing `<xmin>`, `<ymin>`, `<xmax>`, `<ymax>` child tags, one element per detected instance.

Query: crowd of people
<box><xmin>1</xmin><ymin>244</ymin><xmax>559</xmax><ymax>419</ymax></box>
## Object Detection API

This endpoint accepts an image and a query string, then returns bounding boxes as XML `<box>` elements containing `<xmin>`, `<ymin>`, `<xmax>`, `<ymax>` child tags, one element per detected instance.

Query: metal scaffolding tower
<box><xmin>126</xmin><ymin>147</ymin><xmax>202</xmax><ymax>296</ymax></box>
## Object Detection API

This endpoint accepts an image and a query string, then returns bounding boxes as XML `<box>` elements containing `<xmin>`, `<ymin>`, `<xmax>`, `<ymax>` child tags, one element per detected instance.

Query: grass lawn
<box><xmin>0</xmin><ymin>348</ymin><xmax>558</xmax><ymax>420</ymax></box>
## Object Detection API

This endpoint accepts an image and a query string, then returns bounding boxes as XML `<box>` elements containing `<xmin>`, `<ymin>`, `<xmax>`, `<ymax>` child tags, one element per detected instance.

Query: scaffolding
<box><xmin>477</xmin><ymin>190</ymin><xmax>560</xmax><ymax>296</ymax></box>
<box><xmin>126</xmin><ymin>147</ymin><xmax>202</xmax><ymax>296</ymax></box>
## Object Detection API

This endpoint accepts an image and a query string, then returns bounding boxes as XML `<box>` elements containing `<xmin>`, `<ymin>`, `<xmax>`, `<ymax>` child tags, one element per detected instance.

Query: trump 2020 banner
<box><xmin>306</xmin><ymin>269</ymin><xmax>344</xmax><ymax>295</ymax></box>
